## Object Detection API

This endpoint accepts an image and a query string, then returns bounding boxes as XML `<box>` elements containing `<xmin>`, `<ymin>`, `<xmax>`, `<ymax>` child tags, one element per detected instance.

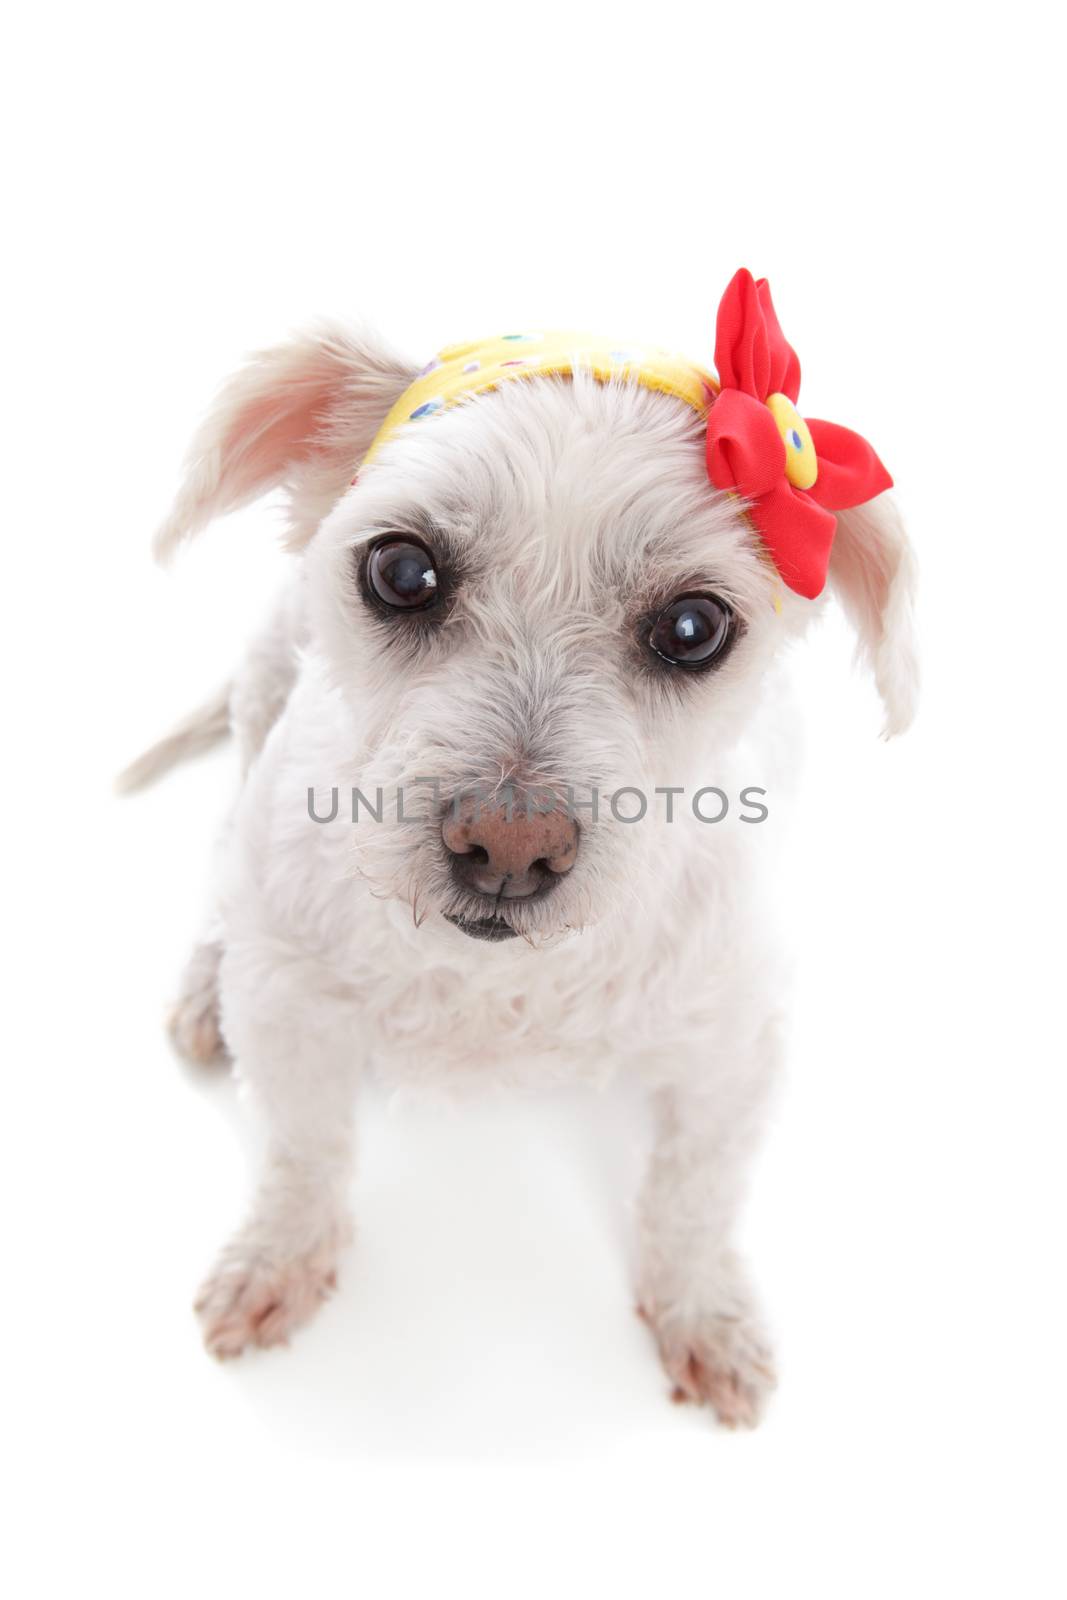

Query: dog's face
<box><xmin>158</xmin><ymin>324</ymin><xmax>917</xmax><ymax>949</ymax></box>
<box><xmin>308</xmin><ymin>376</ymin><xmax>810</xmax><ymax>945</ymax></box>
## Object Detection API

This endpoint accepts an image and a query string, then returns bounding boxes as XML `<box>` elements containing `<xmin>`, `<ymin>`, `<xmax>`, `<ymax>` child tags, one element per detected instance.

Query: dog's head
<box><xmin>157</xmin><ymin>303</ymin><xmax>917</xmax><ymax>949</ymax></box>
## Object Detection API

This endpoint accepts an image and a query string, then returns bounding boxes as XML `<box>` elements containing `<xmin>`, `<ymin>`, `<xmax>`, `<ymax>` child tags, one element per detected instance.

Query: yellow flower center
<box><xmin>766</xmin><ymin>392</ymin><xmax>818</xmax><ymax>490</ymax></box>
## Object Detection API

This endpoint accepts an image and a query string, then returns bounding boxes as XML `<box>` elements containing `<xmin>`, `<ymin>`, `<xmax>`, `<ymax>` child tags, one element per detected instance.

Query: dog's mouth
<box><xmin>443</xmin><ymin>912</ymin><xmax>519</xmax><ymax>942</ymax></box>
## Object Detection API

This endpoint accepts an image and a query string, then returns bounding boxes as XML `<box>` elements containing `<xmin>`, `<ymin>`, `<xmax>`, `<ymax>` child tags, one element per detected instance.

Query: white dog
<box><xmin>124</xmin><ymin>274</ymin><xmax>917</xmax><ymax>1427</ymax></box>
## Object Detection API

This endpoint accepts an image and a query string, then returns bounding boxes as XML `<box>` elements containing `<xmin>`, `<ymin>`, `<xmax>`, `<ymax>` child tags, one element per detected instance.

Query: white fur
<box><xmin>145</xmin><ymin>326</ymin><xmax>917</xmax><ymax>1426</ymax></box>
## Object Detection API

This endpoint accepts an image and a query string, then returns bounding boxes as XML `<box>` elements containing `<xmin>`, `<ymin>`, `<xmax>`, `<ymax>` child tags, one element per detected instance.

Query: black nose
<box><xmin>442</xmin><ymin>797</ymin><xmax>579</xmax><ymax>899</ymax></box>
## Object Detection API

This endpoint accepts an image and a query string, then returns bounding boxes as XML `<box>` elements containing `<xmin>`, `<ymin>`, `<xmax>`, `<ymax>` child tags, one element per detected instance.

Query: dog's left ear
<box><xmin>827</xmin><ymin>493</ymin><xmax>919</xmax><ymax>737</ymax></box>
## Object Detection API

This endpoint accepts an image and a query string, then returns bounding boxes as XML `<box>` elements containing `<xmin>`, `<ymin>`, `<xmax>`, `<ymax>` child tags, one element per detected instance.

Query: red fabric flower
<box><xmin>705</xmin><ymin>269</ymin><xmax>892</xmax><ymax>599</ymax></box>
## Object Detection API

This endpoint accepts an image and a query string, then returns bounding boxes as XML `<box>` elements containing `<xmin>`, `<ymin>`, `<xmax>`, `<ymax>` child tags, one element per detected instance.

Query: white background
<box><xmin>4</xmin><ymin>3</ymin><xmax>1065</xmax><ymax>1595</ymax></box>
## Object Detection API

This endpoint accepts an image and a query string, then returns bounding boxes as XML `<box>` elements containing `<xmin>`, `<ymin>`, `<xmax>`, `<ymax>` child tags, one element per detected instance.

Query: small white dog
<box><xmin>125</xmin><ymin>272</ymin><xmax>916</xmax><ymax>1427</ymax></box>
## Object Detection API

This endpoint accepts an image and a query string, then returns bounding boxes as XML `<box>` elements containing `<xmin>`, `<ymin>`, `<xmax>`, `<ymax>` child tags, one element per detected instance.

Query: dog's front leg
<box><xmin>636</xmin><ymin>1028</ymin><xmax>781</xmax><ymax>1428</ymax></box>
<box><xmin>195</xmin><ymin>949</ymin><xmax>361</xmax><ymax>1359</ymax></box>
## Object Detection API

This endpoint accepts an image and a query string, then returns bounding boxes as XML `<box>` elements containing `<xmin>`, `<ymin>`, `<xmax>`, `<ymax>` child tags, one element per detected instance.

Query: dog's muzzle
<box><xmin>441</xmin><ymin>796</ymin><xmax>579</xmax><ymax>939</ymax></box>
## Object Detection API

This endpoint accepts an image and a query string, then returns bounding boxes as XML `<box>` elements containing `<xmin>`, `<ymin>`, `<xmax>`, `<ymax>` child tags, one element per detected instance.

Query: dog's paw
<box><xmin>195</xmin><ymin>1244</ymin><xmax>338</xmax><ymax>1359</ymax></box>
<box><xmin>640</xmin><ymin>1303</ymin><xmax>777</xmax><ymax>1429</ymax></box>
<box><xmin>168</xmin><ymin>991</ymin><xmax>225</xmax><ymax>1066</ymax></box>
<box><xmin>168</xmin><ymin>940</ymin><xmax>228</xmax><ymax>1066</ymax></box>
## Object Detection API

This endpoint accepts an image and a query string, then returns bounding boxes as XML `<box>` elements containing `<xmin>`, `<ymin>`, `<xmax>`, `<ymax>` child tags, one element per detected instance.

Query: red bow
<box><xmin>705</xmin><ymin>269</ymin><xmax>892</xmax><ymax>599</ymax></box>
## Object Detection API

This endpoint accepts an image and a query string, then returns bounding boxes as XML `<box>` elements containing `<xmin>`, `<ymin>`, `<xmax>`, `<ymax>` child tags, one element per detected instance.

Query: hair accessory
<box><xmin>705</xmin><ymin>269</ymin><xmax>892</xmax><ymax>598</ymax></box>
<box><xmin>363</xmin><ymin>332</ymin><xmax>715</xmax><ymax>466</ymax></box>
<box><xmin>363</xmin><ymin>271</ymin><xmax>892</xmax><ymax>600</ymax></box>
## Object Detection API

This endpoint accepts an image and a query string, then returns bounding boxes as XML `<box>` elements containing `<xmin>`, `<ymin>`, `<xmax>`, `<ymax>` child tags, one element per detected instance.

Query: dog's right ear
<box><xmin>154</xmin><ymin>325</ymin><xmax>417</xmax><ymax>560</ymax></box>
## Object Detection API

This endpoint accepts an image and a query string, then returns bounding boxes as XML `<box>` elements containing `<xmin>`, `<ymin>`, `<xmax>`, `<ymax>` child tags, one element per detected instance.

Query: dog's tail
<box><xmin>115</xmin><ymin>682</ymin><xmax>231</xmax><ymax>794</ymax></box>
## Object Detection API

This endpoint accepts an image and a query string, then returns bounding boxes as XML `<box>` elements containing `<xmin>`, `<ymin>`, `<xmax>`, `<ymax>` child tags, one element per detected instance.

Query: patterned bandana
<box><xmin>363</xmin><ymin>271</ymin><xmax>892</xmax><ymax>600</ymax></box>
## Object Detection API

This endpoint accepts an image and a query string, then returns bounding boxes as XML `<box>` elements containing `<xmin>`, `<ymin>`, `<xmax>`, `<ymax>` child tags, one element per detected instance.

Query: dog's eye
<box><xmin>365</xmin><ymin>536</ymin><xmax>440</xmax><ymax>611</ymax></box>
<box><xmin>648</xmin><ymin>594</ymin><xmax>733</xmax><ymax>668</ymax></box>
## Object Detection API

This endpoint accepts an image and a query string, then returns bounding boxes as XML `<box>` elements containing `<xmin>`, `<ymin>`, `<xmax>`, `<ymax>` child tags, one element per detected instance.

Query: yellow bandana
<box><xmin>364</xmin><ymin>330</ymin><xmax>719</xmax><ymax>464</ymax></box>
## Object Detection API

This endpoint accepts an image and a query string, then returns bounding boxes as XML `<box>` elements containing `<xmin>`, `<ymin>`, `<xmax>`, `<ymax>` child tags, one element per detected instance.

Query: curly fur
<box><xmin>135</xmin><ymin>323</ymin><xmax>917</xmax><ymax>1425</ymax></box>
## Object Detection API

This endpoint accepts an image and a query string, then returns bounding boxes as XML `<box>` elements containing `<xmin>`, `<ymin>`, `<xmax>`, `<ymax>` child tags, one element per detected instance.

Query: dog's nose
<box><xmin>442</xmin><ymin>797</ymin><xmax>579</xmax><ymax>899</ymax></box>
